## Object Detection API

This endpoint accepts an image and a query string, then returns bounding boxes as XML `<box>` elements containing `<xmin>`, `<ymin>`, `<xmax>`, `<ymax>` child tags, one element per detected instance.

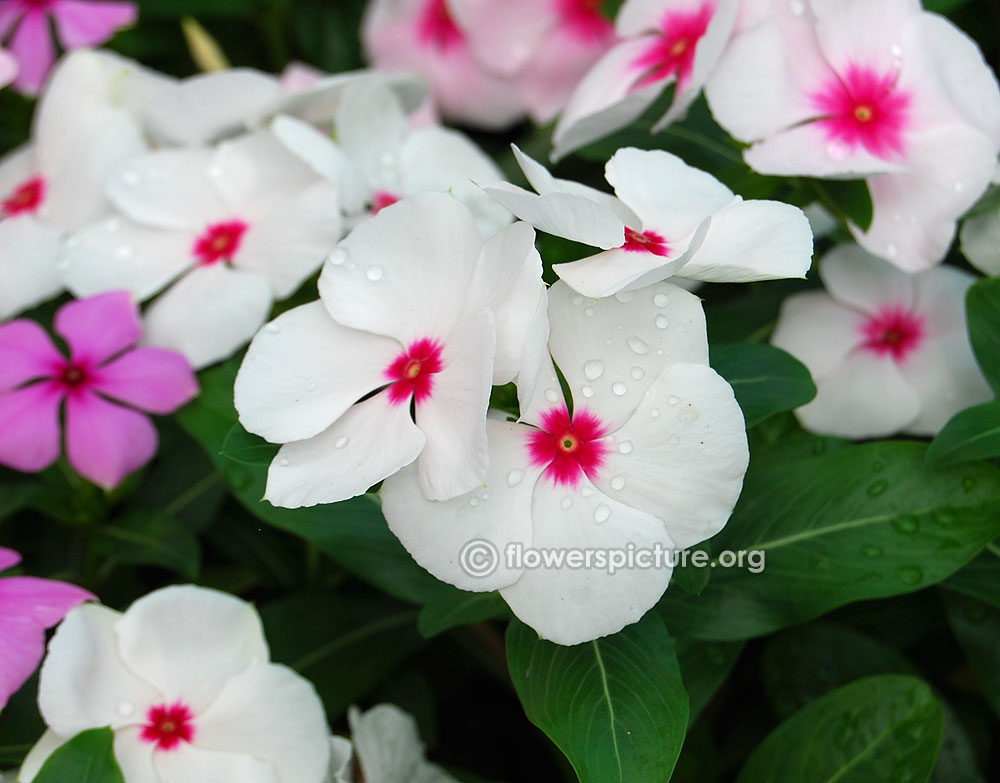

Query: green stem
<box><xmin>164</xmin><ymin>473</ymin><xmax>221</xmax><ymax>518</ymax></box>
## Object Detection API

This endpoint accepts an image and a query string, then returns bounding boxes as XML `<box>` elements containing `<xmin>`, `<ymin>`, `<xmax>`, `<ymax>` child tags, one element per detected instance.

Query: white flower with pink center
<box><xmin>362</xmin><ymin>0</ymin><xmax>526</xmax><ymax>130</ymax></box>
<box><xmin>20</xmin><ymin>585</ymin><xmax>330</xmax><ymax>783</ymax></box>
<box><xmin>0</xmin><ymin>52</ymin><xmax>146</xmax><ymax>320</ymax></box>
<box><xmin>772</xmin><ymin>244</ymin><xmax>992</xmax><ymax>439</ymax></box>
<box><xmin>705</xmin><ymin>0</ymin><xmax>1000</xmax><ymax>270</ymax></box>
<box><xmin>273</xmin><ymin>77</ymin><xmax>510</xmax><ymax>237</ymax></box>
<box><xmin>60</xmin><ymin>129</ymin><xmax>342</xmax><ymax>369</ymax></box>
<box><xmin>485</xmin><ymin>145</ymin><xmax>813</xmax><ymax>297</ymax></box>
<box><xmin>234</xmin><ymin>192</ymin><xmax>546</xmax><ymax>506</ymax></box>
<box><xmin>380</xmin><ymin>280</ymin><xmax>749</xmax><ymax>645</ymax></box>
<box><xmin>551</xmin><ymin>0</ymin><xmax>740</xmax><ymax>160</ymax></box>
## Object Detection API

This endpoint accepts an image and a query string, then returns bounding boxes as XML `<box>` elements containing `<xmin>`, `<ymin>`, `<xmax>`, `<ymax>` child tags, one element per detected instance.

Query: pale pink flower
<box><xmin>0</xmin><ymin>46</ymin><xmax>15</xmax><ymax>88</ymax></box>
<box><xmin>0</xmin><ymin>291</ymin><xmax>198</xmax><ymax>489</ymax></box>
<box><xmin>0</xmin><ymin>547</ymin><xmax>92</xmax><ymax>710</ymax></box>
<box><xmin>0</xmin><ymin>0</ymin><xmax>137</xmax><ymax>94</ymax></box>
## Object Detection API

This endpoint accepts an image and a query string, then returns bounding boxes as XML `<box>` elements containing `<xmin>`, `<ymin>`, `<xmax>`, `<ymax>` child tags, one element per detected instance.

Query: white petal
<box><xmin>811</xmin><ymin>0</ymin><xmax>923</xmax><ymax>77</ymax></box>
<box><xmin>115</xmin><ymin>585</ymin><xmax>269</xmax><ymax>714</ymax></box>
<box><xmin>678</xmin><ymin>198</ymin><xmax>814</xmax><ymax>282</ymax></box>
<box><xmin>153</xmin><ymin>743</ymin><xmax>279</xmax><ymax>783</ymax></box>
<box><xmin>143</xmin><ymin>265</ymin><xmax>273</xmax><ymax>370</ymax></box>
<box><xmin>960</xmin><ymin>208</ymin><xmax>1000</xmax><ymax>277</ymax></box>
<box><xmin>0</xmin><ymin>217</ymin><xmax>62</xmax><ymax>320</ymax></box>
<box><xmin>334</xmin><ymin>79</ymin><xmax>409</xmax><ymax>180</ymax></box>
<box><xmin>595</xmin><ymin>363</ymin><xmax>748</xmax><ymax>550</ymax></box>
<box><xmin>381</xmin><ymin>419</ymin><xmax>538</xmax><ymax>592</ymax></box>
<box><xmin>911</xmin><ymin>264</ymin><xmax>976</xmax><ymax>336</ymax></box>
<box><xmin>553</xmin><ymin>246</ymin><xmax>692</xmax><ymax>298</ymax></box>
<box><xmin>196</xmin><ymin>661</ymin><xmax>329</xmax><ymax>783</ymax></box>
<box><xmin>770</xmin><ymin>291</ymin><xmax>866</xmax><ymax>379</ymax></box>
<box><xmin>328</xmin><ymin>736</ymin><xmax>354</xmax><ymax>783</ymax></box>
<box><xmin>0</xmin><ymin>146</ymin><xmax>35</xmax><ymax>201</ymax></box>
<box><xmin>19</xmin><ymin>731</ymin><xmax>68</xmax><ymax>783</ymax></box>
<box><xmin>820</xmin><ymin>244</ymin><xmax>915</xmax><ymax>314</ymax></box>
<box><xmin>38</xmin><ymin>604</ymin><xmax>158</xmax><ymax>737</ymax></box>
<box><xmin>515</xmin><ymin>290</ymin><xmax>553</xmax><ymax>420</ymax></box>
<box><xmin>112</xmin><ymin>729</ymin><xmax>157</xmax><ymax>783</ymax></box>
<box><xmin>264</xmin><ymin>391</ymin><xmax>425</xmax><ymax>508</ymax></box>
<box><xmin>415</xmin><ymin>313</ymin><xmax>494</xmax><ymax>501</ymax></box>
<box><xmin>546</xmin><ymin>280</ymin><xmax>710</xmax><ymax>431</ymax></box>
<box><xmin>501</xmin><ymin>476</ymin><xmax>674</xmax><ymax>645</ymax></box>
<box><xmin>349</xmin><ymin>703</ymin><xmax>428</xmax><ymax>783</ymax></box>
<box><xmin>796</xmin><ymin>350</ymin><xmax>920</xmax><ymax>438</ymax></box>
<box><xmin>61</xmin><ymin>219</ymin><xmax>194</xmax><ymax>301</ymax></box>
<box><xmin>235</xmin><ymin>301</ymin><xmax>401</xmax><ymax>444</ymax></box>
<box><xmin>319</xmin><ymin>192</ymin><xmax>482</xmax><ymax>345</ymax></box>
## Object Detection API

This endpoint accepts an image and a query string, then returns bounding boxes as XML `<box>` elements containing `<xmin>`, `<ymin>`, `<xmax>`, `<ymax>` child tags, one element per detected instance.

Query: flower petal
<box><xmin>92</xmin><ymin>347</ymin><xmax>198</xmax><ymax>414</ymax></box>
<box><xmin>0</xmin><ymin>576</ymin><xmax>92</xmax><ymax>626</ymax></box>
<box><xmin>115</xmin><ymin>585</ymin><xmax>269</xmax><ymax>714</ymax></box>
<box><xmin>264</xmin><ymin>390</ymin><xmax>426</xmax><ymax>508</ymax></box>
<box><xmin>553</xmin><ymin>246</ymin><xmax>692</xmax><ymax>298</ymax></box>
<box><xmin>819</xmin><ymin>244</ymin><xmax>915</xmax><ymax>314</ymax></box>
<box><xmin>0</xmin><ymin>217</ymin><xmax>63</xmax><ymax>321</ymax></box>
<box><xmin>0</xmin><ymin>547</ymin><xmax>20</xmax><ymax>572</ymax></box>
<box><xmin>0</xmin><ymin>616</ymin><xmax>44</xmax><ymax>710</ymax></box>
<box><xmin>348</xmin><ymin>704</ymin><xmax>435</xmax><ymax>783</ymax></box>
<box><xmin>0</xmin><ymin>47</ymin><xmax>18</xmax><ymax>89</ymax></box>
<box><xmin>235</xmin><ymin>301</ymin><xmax>401</xmax><ymax>444</ymax></box>
<box><xmin>153</xmin><ymin>743</ymin><xmax>280</xmax><ymax>783</ymax></box>
<box><xmin>770</xmin><ymin>291</ymin><xmax>866</xmax><ymax>379</ymax></box>
<box><xmin>65</xmin><ymin>391</ymin><xmax>157</xmax><ymax>489</ymax></box>
<box><xmin>9</xmin><ymin>10</ymin><xmax>54</xmax><ymax>95</ymax></box>
<box><xmin>49</xmin><ymin>0</ymin><xmax>137</xmax><ymax>47</ymax></box>
<box><xmin>960</xmin><ymin>207</ymin><xmax>1000</xmax><ymax>277</ymax></box>
<box><xmin>0</xmin><ymin>382</ymin><xmax>63</xmax><ymax>473</ymax></box>
<box><xmin>54</xmin><ymin>291</ymin><xmax>141</xmax><ymax>365</ymax></box>
<box><xmin>0</xmin><ymin>319</ymin><xmax>61</xmax><ymax>393</ymax></box>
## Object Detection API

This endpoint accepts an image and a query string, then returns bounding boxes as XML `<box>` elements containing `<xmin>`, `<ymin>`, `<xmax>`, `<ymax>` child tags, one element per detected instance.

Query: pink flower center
<box><xmin>812</xmin><ymin>65</ymin><xmax>911</xmax><ymax>159</ymax></box>
<box><xmin>1</xmin><ymin>176</ymin><xmax>46</xmax><ymax>217</ymax></box>
<box><xmin>385</xmin><ymin>338</ymin><xmax>445</xmax><ymax>406</ymax></box>
<box><xmin>557</xmin><ymin>0</ymin><xmax>613</xmax><ymax>42</ymax></box>
<box><xmin>527</xmin><ymin>405</ymin><xmax>610</xmax><ymax>488</ymax></box>
<box><xmin>861</xmin><ymin>306</ymin><xmax>925</xmax><ymax>361</ymax></box>
<box><xmin>57</xmin><ymin>361</ymin><xmax>91</xmax><ymax>390</ymax></box>
<box><xmin>622</xmin><ymin>227</ymin><xmax>670</xmax><ymax>256</ymax></box>
<box><xmin>140</xmin><ymin>702</ymin><xmax>196</xmax><ymax>752</ymax></box>
<box><xmin>632</xmin><ymin>3</ymin><xmax>714</xmax><ymax>91</ymax></box>
<box><xmin>371</xmin><ymin>191</ymin><xmax>401</xmax><ymax>214</ymax></box>
<box><xmin>417</xmin><ymin>0</ymin><xmax>463</xmax><ymax>51</ymax></box>
<box><xmin>193</xmin><ymin>220</ymin><xmax>249</xmax><ymax>266</ymax></box>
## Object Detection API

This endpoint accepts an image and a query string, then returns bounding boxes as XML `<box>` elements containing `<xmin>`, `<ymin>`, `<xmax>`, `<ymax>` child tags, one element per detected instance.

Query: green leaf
<box><xmin>138</xmin><ymin>0</ymin><xmax>256</xmax><ymax>17</ymax></box>
<box><xmin>674</xmin><ymin>637</ymin><xmax>743</xmax><ymax>725</ymax></box>
<box><xmin>926</xmin><ymin>401</ymin><xmax>1000</xmax><ymax>467</ymax></box>
<box><xmin>660</xmin><ymin>442</ymin><xmax>1000</xmax><ymax>640</ymax></box>
<box><xmin>93</xmin><ymin>511</ymin><xmax>201</xmax><ymax>579</ymax></box>
<box><xmin>809</xmin><ymin>178</ymin><xmax>874</xmax><ymax>231</ymax></box>
<box><xmin>737</xmin><ymin>675</ymin><xmax>943</xmax><ymax>783</ymax></box>
<box><xmin>417</xmin><ymin>591</ymin><xmax>510</xmax><ymax>638</ymax></box>
<box><xmin>506</xmin><ymin>612</ymin><xmax>688</xmax><ymax>783</ymax></box>
<box><xmin>0</xmin><ymin>482</ymin><xmax>41</xmax><ymax>522</ymax></box>
<box><xmin>943</xmin><ymin>592</ymin><xmax>1000</xmax><ymax>719</ymax></box>
<box><xmin>923</xmin><ymin>0</ymin><xmax>973</xmax><ymax>12</ymax></box>
<box><xmin>966</xmin><ymin>278</ymin><xmax>1000</xmax><ymax>395</ymax></box>
<box><xmin>32</xmin><ymin>728</ymin><xmax>124</xmax><ymax>783</ymax></box>
<box><xmin>221</xmin><ymin>423</ymin><xmax>280</xmax><ymax>465</ymax></box>
<box><xmin>942</xmin><ymin>547</ymin><xmax>1000</xmax><ymax>609</ymax></box>
<box><xmin>709</xmin><ymin>343</ymin><xmax>816</xmax><ymax>428</ymax></box>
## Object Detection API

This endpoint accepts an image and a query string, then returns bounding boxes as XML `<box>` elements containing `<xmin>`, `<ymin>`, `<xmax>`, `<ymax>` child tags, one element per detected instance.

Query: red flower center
<box><xmin>527</xmin><ymin>406</ymin><xmax>610</xmax><ymax>488</ymax></box>
<box><xmin>861</xmin><ymin>306</ymin><xmax>925</xmax><ymax>361</ymax></box>
<box><xmin>140</xmin><ymin>702</ymin><xmax>196</xmax><ymax>752</ymax></box>
<box><xmin>812</xmin><ymin>65</ymin><xmax>911</xmax><ymax>159</ymax></box>
<box><xmin>1</xmin><ymin>176</ymin><xmax>46</xmax><ymax>217</ymax></box>
<box><xmin>385</xmin><ymin>338</ymin><xmax>445</xmax><ymax>406</ymax></box>
<box><xmin>193</xmin><ymin>220</ymin><xmax>249</xmax><ymax>265</ymax></box>
<box><xmin>58</xmin><ymin>362</ymin><xmax>91</xmax><ymax>390</ymax></box>
<box><xmin>622</xmin><ymin>227</ymin><xmax>670</xmax><ymax>256</ymax></box>
<box><xmin>631</xmin><ymin>3</ymin><xmax>714</xmax><ymax>91</ymax></box>
<box><xmin>371</xmin><ymin>191</ymin><xmax>401</xmax><ymax>214</ymax></box>
<box><xmin>557</xmin><ymin>0</ymin><xmax>613</xmax><ymax>42</ymax></box>
<box><xmin>418</xmin><ymin>0</ymin><xmax>463</xmax><ymax>51</ymax></box>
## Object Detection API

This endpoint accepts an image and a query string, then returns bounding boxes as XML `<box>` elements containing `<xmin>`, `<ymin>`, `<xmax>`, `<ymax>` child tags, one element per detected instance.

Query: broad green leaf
<box><xmin>709</xmin><ymin>343</ymin><xmax>816</xmax><ymax>428</ymax></box>
<box><xmin>93</xmin><ymin>511</ymin><xmax>201</xmax><ymax>579</ymax></box>
<box><xmin>506</xmin><ymin>613</ymin><xmax>688</xmax><ymax>783</ymax></box>
<box><xmin>923</xmin><ymin>0</ymin><xmax>973</xmax><ymax>12</ymax></box>
<box><xmin>138</xmin><ymin>0</ymin><xmax>255</xmax><ymax>16</ymax></box>
<box><xmin>809</xmin><ymin>178</ymin><xmax>874</xmax><ymax>231</ymax></box>
<box><xmin>943</xmin><ymin>592</ymin><xmax>1000</xmax><ymax>718</ymax></box>
<box><xmin>926</xmin><ymin>401</ymin><xmax>1000</xmax><ymax>467</ymax></box>
<box><xmin>0</xmin><ymin>482</ymin><xmax>41</xmax><ymax>522</ymax></box>
<box><xmin>966</xmin><ymin>278</ymin><xmax>1000</xmax><ymax>395</ymax></box>
<box><xmin>705</xmin><ymin>279</ymin><xmax>813</xmax><ymax>345</ymax></box>
<box><xmin>660</xmin><ymin>442</ymin><xmax>1000</xmax><ymax>640</ymax></box>
<box><xmin>674</xmin><ymin>637</ymin><xmax>743</xmax><ymax>725</ymax></box>
<box><xmin>32</xmin><ymin>728</ymin><xmax>124</xmax><ymax>783</ymax></box>
<box><xmin>942</xmin><ymin>547</ymin><xmax>1000</xmax><ymax>609</ymax></box>
<box><xmin>221</xmin><ymin>423</ymin><xmax>279</xmax><ymax>465</ymax></box>
<box><xmin>417</xmin><ymin>591</ymin><xmax>510</xmax><ymax>638</ymax></box>
<box><xmin>738</xmin><ymin>675</ymin><xmax>943</xmax><ymax>783</ymax></box>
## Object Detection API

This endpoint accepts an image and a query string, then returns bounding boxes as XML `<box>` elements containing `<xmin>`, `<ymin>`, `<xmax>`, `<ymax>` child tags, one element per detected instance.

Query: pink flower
<box><xmin>0</xmin><ymin>291</ymin><xmax>198</xmax><ymax>489</ymax></box>
<box><xmin>0</xmin><ymin>546</ymin><xmax>92</xmax><ymax>709</ymax></box>
<box><xmin>0</xmin><ymin>0</ymin><xmax>137</xmax><ymax>94</ymax></box>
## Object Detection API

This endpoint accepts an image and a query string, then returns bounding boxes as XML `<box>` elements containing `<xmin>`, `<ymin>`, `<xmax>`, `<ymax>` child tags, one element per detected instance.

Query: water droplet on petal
<box><xmin>469</xmin><ymin>497</ymin><xmax>479</xmax><ymax>507</ymax></box>
<box><xmin>653</xmin><ymin>293</ymin><xmax>670</xmax><ymax>307</ymax></box>
<box><xmin>610</xmin><ymin>475</ymin><xmax>626</xmax><ymax>491</ymax></box>
<box><xmin>651</xmin><ymin>408</ymin><xmax>660</xmax><ymax>418</ymax></box>
<box><xmin>885</xmin><ymin>244</ymin><xmax>898</xmax><ymax>258</ymax></box>
<box><xmin>612</xmin><ymin>382</ymin><xmax>627</xmax><ymax>396</ymax></box>
<box><xmin>366</xmin><ymin>266</ymin><xmax>384</xmax><ymax>281</ymax></box>
<box><xmin>667</xmin><ymin>395</ymin><xmax>681</xmax><ymax>406</ymax></box>
<box><xmin>618</xmin><ymin>441</ymin><xmax>633</xmax><ymax>454</ymax></box>
<box><xmin>561</xmin><ymin>495</ymin><xmax>574</xmax><ymax>509</ymax></box>
<box><xmin>890</xmin><ymin>43</ymin><xmax>903</xmax><ymax>58</ymax></box>
<box><xmin>507</xmin><ymin>469</ymin><xmax>524</xmax><ymax>487</ymax></box>
<box><xmin>615</xmin><ymin>291</ymin><xmax>634</xmax><ymax>303</ymax></box>
<box><xmin>118</xmin><ymin>702</ymin><xmax>135</xmax><ymax>717</ymax></box>
<box><xmin>584</xmin><ymin>307</ymin><xmax>595</xmax><ymax>317</ymax></box>
<box><xmin>120</xmin><ymin>170</ymin><xmax>140</xmax><ymax>185</ymax></box>
<box><xmin>631</xmin><ymin>366</ymin><xmax>645</xmax><ymax>380</ymax></box>
<box><xmin>279</xmin><ymin>458</ymin><xmax>290</xmax><ymax>467</ymax></box>
<box><xmin>953</xmin><ymin>181</ymin><xmax>965</xmax><ymax>193</ymax></box>
<box><xmin>584</xmin><ymin>360</ymin><xmax>605</xmax><ymax>380</ymax></box>
<box><xmin>580</xmin><ymin>485</ymin><xmax>596</xmax><ymax>498</ymax></box>
<box><xmin>544</xmin><ymin>388</ymin><xmax>560</xmax><ymax>403</ymax></box>
<box><xmin>627</xmin><ymin>336</ymin><xmax>649</xmax><ymax>355</ymax></box>
<box><xmin>264</xmin><ymin>323</ymin><xmax>280</xmax><ymax>334</ymax></box>
<box><xmin>594</xmin><ymin>505</ymin><xmax>611</xmax><ymax>523</ymax></box>
<box><xmin>655</xmin><ymin>315</ymin><xmax>669</xmax><ymax>329</ymax></box>
<box><xmin>334</xmin><ymin>436</ymin><xmax>350</xmax><ymax>449</ymax></box>
<box><xmin>581</xmin><ymin>385</ymin><xmax>595</xmax><ymax>398</ymax></box>
<box><xmin>572</xmin><ymin>296</ymin><xmax>584</xmax><ymax>306</ymax></box>
<box><xmin>328</xmin><ymin>249</ymin><xmax>346</xmax><ymax>266</ymax></box>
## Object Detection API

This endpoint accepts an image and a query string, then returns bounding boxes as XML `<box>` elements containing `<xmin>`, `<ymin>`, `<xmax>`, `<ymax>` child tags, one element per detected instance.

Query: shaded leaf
<box><xmin>710</xmin><ymin>343</ymin><xmax>816</xmax><ymax>428</ymax></box>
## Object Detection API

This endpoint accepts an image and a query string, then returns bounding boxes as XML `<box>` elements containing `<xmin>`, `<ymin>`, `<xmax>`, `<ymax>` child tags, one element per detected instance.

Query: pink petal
<box><xmin>0</xmin><ymin>319</ymin><xmax>62</xmax><ymax>393</ymax></box>
<box><xmin>0</xmin><ymin>547</ymin><xmax>22</xmax><ymax>573</ymax></box>
<box><xmin>49</xmin><ymin>0</ymin><xmax>137</xmax><ymax>48</ymax></box>
<box><xmin>65</xmin><ymin>390</ymin><xmax>157</xmax><ymax>490</ymax></box>
<box><xmin>54</xmin><ymin>291</ymin><xmax>141</xmax><ymax>365</ymax></box>
<box><xmin>92</xmin><ymin>347</ymin><xmax>198</xmax><ymax>415</ymax></box>
<box><xmin>9</xmin><ymin>9</ymin><xmax>55</xmax><ymax>95</ymax></box>
<box><xmin>0</xmin><ymin>6</ymin><xmax>25</xmax><ymax>39</ymax></box>
<box><xmin>0</xmin><ymin>616</ymin><xmax>45</xmax><ymax>710</ymax></box>
<box><xmin>0</xmin><ymin>47</ymin><xmax>18</xmax><ymax>89</ymax></box>
<box><xmin>0</xmin><ymin>576</ymin><xmax>93</xmax><ymax>626</ymax></box>
<box><xmin>0</xmin><ymin>382</ymin><xmax>64</xmax><ymax>473</ymax></box>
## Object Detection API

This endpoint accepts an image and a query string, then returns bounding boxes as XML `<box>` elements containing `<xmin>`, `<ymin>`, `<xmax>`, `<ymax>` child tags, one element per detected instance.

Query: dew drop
<box><xmin>264</xmin><ymin>323</ymin><xmax>280</xmax><ymax>334</ymax></box>
<box><xmin>885</xmin><ymin>244</ymin><xmax>898</xmax><ymax>258</ymax></box>
<box><xmin>561</xmin><ymin>495</ymin><xmax>574</xmax><ymax>509</ymax></box>
<box><xmin>962</xmin><ymin>477</ymin><xmax>976</xmax><ymax>493</ymax></box>
<box><xmin>208</xmin><ymin>164</ymin><xmax>224</xmax><ymax>178</ymax></box>
<box><xmin>655</xmin><ymin>315</ymin><xmax>669</xmax><ymax>329</ymax></box>
<box><xmin>469</xmin><ymin>497</ymin><xmax>479</xmax><ymax>507</ymax></box>
<box><xmin>934</xmin><ymin>508</ymin><xmax>957</xmax><ymax>527</ymax></box>
<box><xmin>581</xmin><ymin>385</ymin><xmax>595</xmax><ymax>398</ymax></box>
<box><xmin>544</xmin><ymin>387</ymin><xmax>560</xmax><ymax>403</ymax></box>
<box><xmin>366</xmin><ymin>266</ymin><xmax>384</xmax><ymax>281</ymax></box>
<box><xmin>612</xmin><ymin>382</ymin><xmax>627</xmax><ymax>396</ymax></box>
<box><xmin>482</xmin><ymin>492</ymin><xmax>491</xmax><ymax>501</ymax></box>
<box><xmin>892</xmin><ymin>515</ymin><xmax>919</xmax><ymax>534</ymax></box>
<box><xmin>860</xmin><ymin>544</ymin><xmax>883</xmax><ymax>558</ymax></box>
<box><xmin>896</xmin><ymin>565</ymin><xmax>923</xmax><ymax>585</ymax></box>
<box><xmin>618</xmin><ymin>441</ymin><xmax>633</xmax><ymax>454</ymax></box>
<box><xmin>667</xmin><ymin>395</ymin><xmax>681</xmax><ymax>406</ymax></box>
<box><xmin>306</xmin><ymin>382</ymin><xmax>316</xmax><ymax>391</ymax></box>
<box><xmin>279</xmin><ymin>458</ymin><xmax>290</xmax><ymax>467</ymax></box>
<box><xmin>584</xmin><ymin>307</ymin><xmax>595</xmax><ymax>317</ymax></box>
<box><xmin>953</xmin><ymin>181</ymin><xmax>965</xmax><ymax>193</ymax></box>
<box><xmin>118</xmin><ymin>702</ymin><xmax>135</xmax><ymax>717</ymax></box>
<box><xmin>890</xmin><ymin>43</ymin><xmax>903</xmax><ymax>58</ymax></box>
<box><xmin>507</xmin><ymin>469</ymin><xmax>524</xmax><ymax>487</ymax></box>
<box><xmin>610</xmin><ymin>475</ymin><xmax>626</xmax><ymax>491</ymax></box>
<box><xmin>572</xmin><ymin>295</ymin><xmax>584</xmax><ymax>306</ymax></box>
<box><xmin>631</xmin><ymin>366</ymin><xmax>645</xmax><ymax>380</ymax></box>
<box><xmin>653</xmin><ymin>293</ymin><xmax>670</xmax><ymax>307</ymax></box>
<box><xmin>334</xmin><ymin>436</ymin><xmax>350</xmax><ymax>449</ymax></box>
<box><xmin>614</xmin><ymin>291</ymin><xmax>634</xmax><ymax>303</ymax></box>
<box><xmin>580</xmin><ymin>486</ymin><xmax>596</xmax><ymax>498</ymax></box>
<box><xmin>627</xmin><ymin>336</ymin><xmax>649</xmax><ymax>355</ymax></box>
<box><xmin>594</xmin><ymin>505</ymin><xmax>611</xmax><ymax>523</ymax></box>
<box><xmin>867</xmin><ymin>480</ymin><xmax>888</xmax><ymax>497</ymax></box>
<box><xmin>328</xmin><ymin>249</ymin><xmax>346</xmax><ymax>266</ymax></box>
<box><xmin>651</xmin><ymin>408</ymin><xmax>660</xmax><ymax>418</ymax></box>
<box><xmin>584</xmin><ymin>360</ymin><xmax>605</xmax><ymax>380</ymax></box>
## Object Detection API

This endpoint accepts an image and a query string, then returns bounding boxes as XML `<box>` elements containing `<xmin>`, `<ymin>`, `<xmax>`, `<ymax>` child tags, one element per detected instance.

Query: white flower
<box><xmin>273</xmin><ymin>77</ymin><xmax>510</xmax><ymax>236</ymax></box>
<box><xmin>60</xmin><ymin>129</ymin><xmax>342</xmax><ymax>369</ymax></box>
<box><xmin>0</xmin><ymin>51</ymin><xmax>147</xmax><ymax>319</ymax></box>
<box><xmin>484</xmin><ymin>145</ymin><xmax>813</xmax><ymax>297</ymax></box>
<box><xmin>960</xmin><ymin>165</ymin><xmax>1000</xmax><ymax>277</ymax></box>
<box><xmin>326</xmin><ymin>704</ymin><xmax>460</xmax><ymax>783</ymax></box>
<box><xmin>772</xmin><ymin>244</ymin><xmax>992</xmax><ymax>438</ymax></box>
<box><xmin>234</xmin><ymin>192</ymin><xmax>546</xmax><ymax>506</ymax></box>
<box><xmin>20</xmin><ymin>585</ymin><xmax>330</xmax><ymax>783</ymax></box>
<box><xmin>381</xmin><ymin>280</ymin><xmax>749</xmax><ymax>645</ymax></box>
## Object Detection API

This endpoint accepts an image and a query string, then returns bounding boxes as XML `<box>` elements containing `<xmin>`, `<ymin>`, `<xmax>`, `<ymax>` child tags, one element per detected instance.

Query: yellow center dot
<box><xmin>405</xmin><ymin>361</ymin><xmax>422</xmax><ymax>379</ymax></box>
<box><xmin>854</xmin><ymin>105</ymin><xmax>873</xmax><ymax>122</ymax></box>
<box><xmin>671</xmin><ymin>39</ymin><xmax>688</xmax><ymax>56</ymax></box>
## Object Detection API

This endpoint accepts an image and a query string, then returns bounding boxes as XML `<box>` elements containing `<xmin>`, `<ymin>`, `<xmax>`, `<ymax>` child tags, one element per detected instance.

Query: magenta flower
<box><xmin>0</xmin><ymin>0</ymin><xmax>137</xmax><ymax>94</ymax></box>
<box><xmin>0</xmin><ymin>291</ymin><xmax>198</xmax><ymax>489</ymax></box>
<box><xmin>0</xmin><ymin>546</ymin><xmax>92</xmax><ymax>709</ymax></box>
